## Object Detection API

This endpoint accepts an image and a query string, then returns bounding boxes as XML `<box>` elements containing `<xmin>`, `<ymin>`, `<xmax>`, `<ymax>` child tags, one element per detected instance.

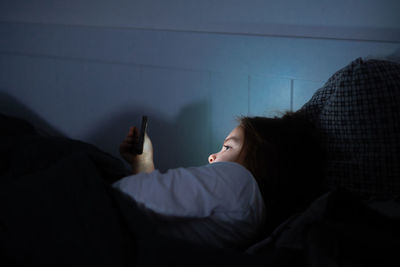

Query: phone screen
<box><xmin>136</xmin><ymin>115</ymin><xmax>148</xmax><ymax>154</ymax></box>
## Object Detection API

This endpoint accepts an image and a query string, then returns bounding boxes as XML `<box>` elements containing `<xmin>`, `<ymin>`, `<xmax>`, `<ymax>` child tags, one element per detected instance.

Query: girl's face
<box><xmin>208</xmin><ymin>126</ymin><xmax>245</xmax><ymax>165</ymax></box>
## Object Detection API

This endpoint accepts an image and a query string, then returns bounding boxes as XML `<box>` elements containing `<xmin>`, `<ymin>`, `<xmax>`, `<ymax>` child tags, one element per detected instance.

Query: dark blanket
<box><xmin>247</xmin><ymin>189</ymin><xmax>400</xmax><ymax>267</ymax></box>
<box><xmin>0</xmin><ymin>113</ymin><xmax>141</xmax><ymax>266</ymax></box>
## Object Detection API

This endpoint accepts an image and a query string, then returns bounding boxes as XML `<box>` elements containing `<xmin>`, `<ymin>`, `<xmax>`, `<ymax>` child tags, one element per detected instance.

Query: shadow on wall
<box><xmin>82</xmin><ymin>100</ymin><xmax>211</xmax><ymax>172</ymax></box>
<box><xmin>0</xmin><ymin>91</ymin><xmax>211</xmax><ymax>172</ymax></box>
<box><xmin>0</xmin><ymin>91</ymin><xmax>63</xmax><ymax>137</ymax></box>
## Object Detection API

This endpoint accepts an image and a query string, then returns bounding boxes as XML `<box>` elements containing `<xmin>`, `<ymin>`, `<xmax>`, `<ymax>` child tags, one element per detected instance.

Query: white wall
<box><xmin>1</xmin><ymin>1</ymin><xmax>399</xmax><ymax>171</ymax></box>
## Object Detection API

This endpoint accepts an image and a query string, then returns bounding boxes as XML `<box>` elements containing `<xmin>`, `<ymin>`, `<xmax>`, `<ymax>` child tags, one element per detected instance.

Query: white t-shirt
<box><xmin>112</xmin><ymin>162</ymin><xmax>266</xmax><ymax>249</ymax></box>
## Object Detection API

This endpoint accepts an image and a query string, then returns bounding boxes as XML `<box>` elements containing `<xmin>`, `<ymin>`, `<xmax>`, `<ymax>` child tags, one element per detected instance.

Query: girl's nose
<box><xmin>208</xmin><ymin>154</ymin><xmax>216</xmax><ymax>163</ymax></box>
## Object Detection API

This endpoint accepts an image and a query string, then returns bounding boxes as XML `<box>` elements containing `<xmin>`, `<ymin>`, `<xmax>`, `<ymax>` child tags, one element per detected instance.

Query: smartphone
<box><xmin>136</xmin><ymin>115</ymin><xmax>148</xmax><ymax>154</ymax></box>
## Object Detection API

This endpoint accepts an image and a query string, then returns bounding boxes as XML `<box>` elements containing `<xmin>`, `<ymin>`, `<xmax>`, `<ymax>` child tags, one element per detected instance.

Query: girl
<box><xmin>114</xmin><ymin>111</ymin><xmax>325</xmax><ymax>250</ymax></box>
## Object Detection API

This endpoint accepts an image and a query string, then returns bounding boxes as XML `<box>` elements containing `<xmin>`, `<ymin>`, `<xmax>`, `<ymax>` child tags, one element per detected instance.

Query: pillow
<box><xmin>300</xmin><ymin>58</ymin><xmax>400</xmax><ymax>199</ymax></box>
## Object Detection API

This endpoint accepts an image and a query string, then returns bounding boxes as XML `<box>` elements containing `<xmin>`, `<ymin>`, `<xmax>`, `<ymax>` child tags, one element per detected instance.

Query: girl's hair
<box><xmin>237</xmin><ymin>111</ymin><xmax>326</xmax><ymax>235</ymax></box>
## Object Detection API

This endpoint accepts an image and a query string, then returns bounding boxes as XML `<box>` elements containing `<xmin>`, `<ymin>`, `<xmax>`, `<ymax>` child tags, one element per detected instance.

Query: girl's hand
<box><xmin>119</xmin><ymin>126</ymin><xmax>155</xmax><ymax>174</ymax></box>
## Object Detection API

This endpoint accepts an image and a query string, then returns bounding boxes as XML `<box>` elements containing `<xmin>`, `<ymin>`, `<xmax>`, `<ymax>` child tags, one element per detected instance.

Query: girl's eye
<box><xmin>223</xmin><ymin>145</ymin><xmax>231</xmax><ymax>151</ymax></box>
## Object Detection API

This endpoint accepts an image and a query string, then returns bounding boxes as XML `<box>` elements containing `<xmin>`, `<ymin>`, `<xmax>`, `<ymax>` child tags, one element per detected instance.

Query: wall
<box><xmin>1</xmin><ymin>1</ymin><xmax>399</xmax><ymax>171</ymax></box>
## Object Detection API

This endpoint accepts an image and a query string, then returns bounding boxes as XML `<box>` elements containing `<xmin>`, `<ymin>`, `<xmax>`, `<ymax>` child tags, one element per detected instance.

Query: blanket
<box><xmin>0</xmin><ymin>113</ymin><xmax>142</xmax><ymax>266</ymax></box>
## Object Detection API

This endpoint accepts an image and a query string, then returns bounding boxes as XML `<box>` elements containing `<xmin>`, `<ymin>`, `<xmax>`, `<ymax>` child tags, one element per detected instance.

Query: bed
<box><xmin>1</xmin><ymin>58</ymin><xmax>400</xmax><ymax>267</ymax></box>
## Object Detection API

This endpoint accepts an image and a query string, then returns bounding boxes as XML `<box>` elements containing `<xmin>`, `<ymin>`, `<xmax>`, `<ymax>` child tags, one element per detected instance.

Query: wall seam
<box><xmin>290</xmin><ymin>79</ymin><xmax>294</xmax><ymax>111</ymax></box>
<box><xmin>247</xmin><ymin>74</ymin><xmax>251</xmax><ymax>116</ymax></box>
<box><xmin>1</xmin><ymin>20</ymin><xmax>400</xmax><ymax>44</ymax></box>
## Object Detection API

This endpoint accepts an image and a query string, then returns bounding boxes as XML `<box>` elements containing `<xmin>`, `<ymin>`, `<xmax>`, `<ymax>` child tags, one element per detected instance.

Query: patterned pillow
<box><xmin>300</xmin><ymin>58</ymin><xmax>400</xmax><ymax>199</ymax></box>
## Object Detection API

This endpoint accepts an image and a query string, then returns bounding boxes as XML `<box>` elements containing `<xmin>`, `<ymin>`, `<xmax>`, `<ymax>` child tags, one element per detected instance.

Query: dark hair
<box><xmin>237</xmin><ymin>111</ymin><xmax>327</xmax><ymax>234</ymax></box>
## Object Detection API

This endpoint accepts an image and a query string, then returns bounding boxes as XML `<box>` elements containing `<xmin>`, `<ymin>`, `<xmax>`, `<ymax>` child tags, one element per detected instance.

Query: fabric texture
<box><xmin>300</xmin><ymin>58</ymin><xmax>400</xmax><ymax>199</ymax></box>
<box><xmin>246</xmin><ymin>188</ymin><xmax>400</xmax><ymax>267</ymax></box>
<box><xmin>113</xmin><ymin>162</ymin><xmax>266</xmax><ymax>250</ymax></box>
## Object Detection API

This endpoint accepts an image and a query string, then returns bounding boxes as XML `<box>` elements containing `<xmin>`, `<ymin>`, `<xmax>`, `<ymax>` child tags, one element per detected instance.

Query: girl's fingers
<box><xmin>125</xmin><ymin>136</ymin><xmax>135</xmax><ymax>142</ymax></box>
<box><xmin>129</xmin><ymin>126</ymin><xmax>139</xmax><ymax>137</ymax></box>
<box><xmin>120</xmin><ymin>141</ymin><xmax>132</xmax><ymax>147</ymax></box>
<box><xmin>126</xmin><ymin>126</ymin><xmax>140</xmax><ymax>143</ymax></box>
